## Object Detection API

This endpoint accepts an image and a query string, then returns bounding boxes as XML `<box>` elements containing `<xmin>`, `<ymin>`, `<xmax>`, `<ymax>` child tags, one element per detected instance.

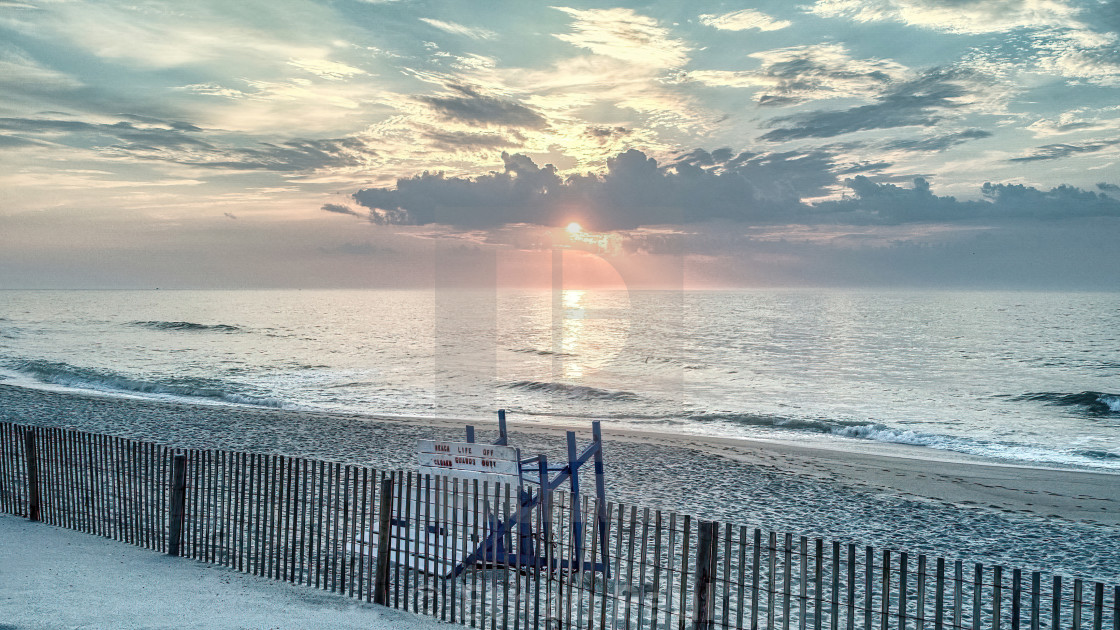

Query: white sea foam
<box><xmin>2</xmin><ymin>360</ymin><xmax>286</xmax><ymax>409</ymax></box>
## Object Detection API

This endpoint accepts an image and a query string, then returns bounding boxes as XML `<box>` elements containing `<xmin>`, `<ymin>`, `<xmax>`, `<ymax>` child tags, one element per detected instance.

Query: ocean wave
<box><xmin>503</xmin><ymin>380</ymin><xmax>639</xmax><ymax>401</ymax></box>
<box><xmin>5</xmin><ymin>359</ymin><xmax>284</xmax><ymax>408</ymax></box>
<box><xmin>688</xmin><ymin>412</ymin><xmax>1120</xmax><ymax>468</ymax></box>
<box><xmin>130</xmin><ymin>320</ymin><xmax>242</xmax><ymax>333</ymax></box>
<box><xmin>1012</xmin><ymin>391</ymin><xmax>1120</xmax><ymax>415</ymax></box>
<box><xmin>689</xmin><ymin>412</ymin><xmax>972</xmax><ymax>449</ymax></box>
<box><xmin>1073</xmin><ymin>449</ymin><xmax>1120</xmax><ymax>461</ymax></box>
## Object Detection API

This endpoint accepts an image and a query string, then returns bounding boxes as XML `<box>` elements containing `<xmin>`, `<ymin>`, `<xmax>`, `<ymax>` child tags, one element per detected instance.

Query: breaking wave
<box><xmin>687</xmin><ymin>412</ymin><xmax>1120</xmax><ymax>468</ymax></box>
<box><xmin>688</xmin><ymin>413</ymin><xmax>943</xmax><ymax>445</ymax></box>
<box><xmin>503</xmin><ymin>380</ymin><xmax>639</xmax><ymax>401</ymax></box>
<box><xmin>4</xmin><ymin>359</ymin><xmax>284</xmax><ymax>408</ymax></box>
<box><xmin>130</xmin><ymin>320</ymin><xmax>242</xmax><ymax>333</ymax></box>
<box><xmin>1012</xmin><ymin>391</ymin><xmax>1120</xmax><ymax>415</ymax></box>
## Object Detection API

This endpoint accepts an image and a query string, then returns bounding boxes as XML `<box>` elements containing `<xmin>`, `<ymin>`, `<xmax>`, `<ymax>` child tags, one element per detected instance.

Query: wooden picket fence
<box><xmin>1</xmin><ymin>421</ymin><xmax>1117</xmax><ymax>630</ymax></box>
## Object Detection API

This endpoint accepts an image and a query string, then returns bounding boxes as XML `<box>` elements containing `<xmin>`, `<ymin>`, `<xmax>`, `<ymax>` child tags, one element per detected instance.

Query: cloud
<box><xmin>760</xmin><ymin>68</ymin><xmax>989</xmax><ymax>141</ymax></box>
<box><xmin>0</xmin><ymin>45</ymin><xmax>82</xmax><ymax>90</ymax></box>
<box><xmin>683</xmin><ymin>43</ymin><xmax>910</xmax><ymax>106</ymax></box>
<box><xmin>551</xmin><ymin>6</ymin><xmax>689</xmax><ymax>69</ymax></box>
<box><xmin>1008</xmin><ymin>138</ymin><xmax>1120</xmax><ymax>162</ymax></box>
<box><xmin>1026</xmin><ymin>107</ymin><xmax>1120</xmax><ymax>137</ymax></box>
<box><xmin>699</xmin><ymin>10</ymin><xmax>791</xmax><ymax>32</ymax></box>
<box><xmin>0</xmin><ymin>134</ymin><xmax>49</xmax><ymax>148</ymax></box>
<box><xmin>977</xmin><ymin>181</ymin><xmax>1120</xmax><ymax>218</ymax></box>
<box><xmin>420</xmin><ymin>129</ymin><xmax>520</xmax><ymax>150</ymax></box>
<box><xmin>806</xmin><ymin>0</ymin><xmax>1084</xmax><ymax>35</ymax></box>
<box><xmin>885</xmin><ymin>129</ymin><xmax>992</xmax><ymax>152</ymax></box>
<box><xmin>345</xmin><ymin>148</ymin><xmax>1120</xmax><ymax>232</ymax></box>
<box><xmin>0</xmin><ymin>115</ymin><xmax>378</xmax><ymax>172</ymax></box>
<box><xmin>321</xmin><ymin>203</ymin><xmax>365</xmax><ymax>218</ymax></box>
<box><xmin>814</xmin><ymin>176</ymin><xmax>1120</xmax><ymax>222</ymax></box>
<box><xmin>806</xmin><ymin>0</ymin><xmax>1120</xmax><ymax>85</ymax></box>
<box><xmin>416</xmin><ymin>84</ymin><xmax>547</xmax><ymax>129</ymax></box>
<box><xmin>182</xmin><ymin>137</ymin><xmax>377</xmax><ymax>172</ymax></box>
<box><xmin>1031</xmin><ymin>32</ymin><xmax>1120</xmax><ymax>86</ymax></box>
<box><xmin>419</xmin><ymin>18</ymin><xmax>497</xmax><ymax>41</ymax></box>
<box><xmin>287</xmin><ymin>58</ymin><xmax>366</xmax><ymax>81</ymax></box>
<box><xmin>0</xmin><ymin>116</ymin><xmax>212</xmax><ymax>148</ymax></box>
<box><xmin>350</xmin><ymin>148</ymin><xmax>841</xmax><ymax>229</ymax></box>
<box><xmin>1099</xmin><ymin>183</ymin><xmax>1120</xmax><ymax>192</ymax></box>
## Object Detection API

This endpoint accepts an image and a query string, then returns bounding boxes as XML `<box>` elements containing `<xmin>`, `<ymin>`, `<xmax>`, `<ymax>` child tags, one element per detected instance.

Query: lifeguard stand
<box><xmin>416</xmin><ymin>410</ymin><xmax>610</xmax><ymax>578</ymax></box>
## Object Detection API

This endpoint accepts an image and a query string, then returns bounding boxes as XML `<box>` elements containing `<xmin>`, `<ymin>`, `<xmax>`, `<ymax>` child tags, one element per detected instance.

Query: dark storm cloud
<box><xmin>1009</xmin><ymin>138</ymin><xmax>1120</xmax><ymax>162</ymax></box>
<box><xmin>760</xmin><ymin>69</ymin><xmax>980</xmax><ymax>142</ymax></box>
<box><xmin>348</xmin><ymin>148</ymin><xmax>1120</xmax><ymax>230</ymax></box>
<box><xmin>416</xmin><ymin>84</ymin><xmax>547</xmax><ymax>129</ymax></box>
<box><xmin>886</xmin><ymin>129</ymin><xmax>992</xmax><ymax>152</ymax></box>
<box><xmin>1099</xmin><ymin>183</ymin><xmax>1120</xmax><ymax>192</ymax></box>
<box><xmin>0</xmin><ymin>115</ymin><xmax>376</xmax><ymax>172</ymax></box>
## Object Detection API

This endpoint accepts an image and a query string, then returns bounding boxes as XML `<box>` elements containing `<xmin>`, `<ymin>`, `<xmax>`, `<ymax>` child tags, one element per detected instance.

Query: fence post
<box><xmin>24</xmin><ymin>429</ymin><xmax>40</xmax><ymax>522</ymax></box>
<box><xmin>693</xmin><ymin>520</ymin><xmax>718</xmax><ymax>630</ymax></box>
<box><xmin>168</xmin><ymin>453</ymin><xmax>188</xmax><ymax>556</ymax></box>
<box><xmin>374</xmin><ymin>476</ymin><xmax>394</xmax><ymax>605</ymax></box>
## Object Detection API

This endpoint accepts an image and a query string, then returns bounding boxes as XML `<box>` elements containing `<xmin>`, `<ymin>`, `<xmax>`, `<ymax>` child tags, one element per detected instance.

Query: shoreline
<box><xmin>2</xmin><ymin>382</ymin><xmax>1119</xmax><ymax>583</ymax></box>
<box><xmin>2</xmin><ymin>382</ymin><xmax>1118</xmax><ymax>527</ymax></box>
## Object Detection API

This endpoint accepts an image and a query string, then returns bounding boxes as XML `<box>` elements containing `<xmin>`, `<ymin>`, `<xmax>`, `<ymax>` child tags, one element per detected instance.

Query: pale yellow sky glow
<box><xmin>1</xmin><ymin>0</ymin><xmax>1119</xmax><ymax>289</ymax></box>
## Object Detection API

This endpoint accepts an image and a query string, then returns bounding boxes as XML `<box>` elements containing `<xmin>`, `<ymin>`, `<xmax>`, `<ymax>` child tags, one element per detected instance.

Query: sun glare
<box><xmin>566</xmin><ymin>221</ymin><xmax>583</xmax><ymax>235</ymax></box>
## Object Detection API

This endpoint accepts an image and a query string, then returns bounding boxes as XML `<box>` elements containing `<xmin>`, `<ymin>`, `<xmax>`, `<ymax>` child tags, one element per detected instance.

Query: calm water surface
<box><xmin>1</xmin><ymin>289</ymin><xmax>1117</xmax><ymax>469</ymax></box>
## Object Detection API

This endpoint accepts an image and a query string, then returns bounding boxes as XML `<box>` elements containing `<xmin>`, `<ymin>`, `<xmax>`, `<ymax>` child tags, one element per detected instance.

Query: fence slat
<box><xmin>168</xmin><ymin>453</ymin><xmax>187</xmax><ymax>556</ymax></box>
<box><xmin>900</xmin><ymin>553</ymin><xmax>909</xmax><ymax>630</ymax></box>
<box><xmin>1093</xmin><ymin>583</ymin><xmax>1105</xmax><ymax>630</ymax></box>
<box><xmin>881</xmin><ymin>549</ymin><xmax>891</xmax><ymax>630</ymax></box>
<box><xmin>938</xmin><ymin>559</ymin><xmax>948</xmax><ymax>630</ymax></box>
<box><xmin>24</xmin><ymin>429</ymin><xmax>40</xmax><ymax>522</ymax></box>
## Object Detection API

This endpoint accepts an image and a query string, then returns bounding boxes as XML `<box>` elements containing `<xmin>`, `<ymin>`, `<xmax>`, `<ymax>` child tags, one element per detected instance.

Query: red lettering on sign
<box><xmin>435</xmin><ymin>444</ymin><xmax>450</xmax><ymax>452</ymax></box>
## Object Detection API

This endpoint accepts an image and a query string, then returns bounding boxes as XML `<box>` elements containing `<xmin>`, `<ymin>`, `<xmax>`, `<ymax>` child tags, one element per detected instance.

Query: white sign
<box><xmin>417</xmin><ymin>439</ymin><xmax>522</xmax><ymax>483</ymax></box>
<box><xmin>417</xmin><ymin>440</ymin><xmax>518</xmax><ymax>461</ymax></box>
<box><xmin>418</xmin><ymin>451</ymin><xmax>520</xmax><ymax>476</ymax></box>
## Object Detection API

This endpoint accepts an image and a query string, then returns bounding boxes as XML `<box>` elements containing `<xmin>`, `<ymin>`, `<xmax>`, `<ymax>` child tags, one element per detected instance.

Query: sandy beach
<box><xmin>1</xmin><ymin>383</ymin><xmax>1118</xmax><ymax>583</ymax></box>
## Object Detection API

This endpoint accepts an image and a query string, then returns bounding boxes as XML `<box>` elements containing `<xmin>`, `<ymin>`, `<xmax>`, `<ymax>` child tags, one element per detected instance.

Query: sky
<box><xmin>2</xmin><ymin>0</ymin><xmax>1119</xmax><ymax>289</ymax></box>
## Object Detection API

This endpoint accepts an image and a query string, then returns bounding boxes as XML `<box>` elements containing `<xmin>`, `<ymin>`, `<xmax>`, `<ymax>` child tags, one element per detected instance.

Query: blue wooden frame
<box><xmin>450</xmin><ymin>410</ymin><xmax>611</xmax><ymax>578</ymax></box>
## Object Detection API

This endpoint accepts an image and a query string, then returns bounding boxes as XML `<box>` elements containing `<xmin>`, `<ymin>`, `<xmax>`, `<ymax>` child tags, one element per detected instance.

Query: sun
<box><xmin>566</xmin><ymin>221</ymin><xmax>583</xmax><ymax>235</ymax></box>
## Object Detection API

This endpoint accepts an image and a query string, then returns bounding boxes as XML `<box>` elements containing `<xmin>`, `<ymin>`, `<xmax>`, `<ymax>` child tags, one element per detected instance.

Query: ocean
<box><xmin>1</xmin><ymin>288</ymin><xmax>1117</xmax><ymax>470</ymax></box>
